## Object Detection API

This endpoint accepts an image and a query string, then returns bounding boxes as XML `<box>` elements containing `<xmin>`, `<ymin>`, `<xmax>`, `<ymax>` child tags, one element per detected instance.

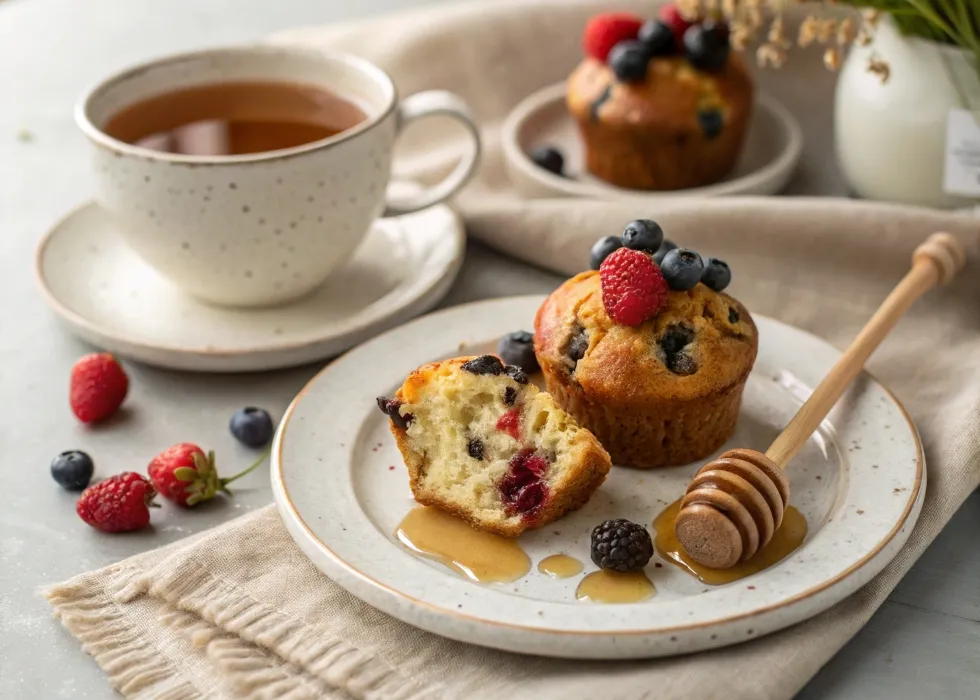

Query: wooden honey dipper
<box><xmin>674</xmin><ymin>232</ymin><xmax>967</xmax><ymax>570</ymax></box>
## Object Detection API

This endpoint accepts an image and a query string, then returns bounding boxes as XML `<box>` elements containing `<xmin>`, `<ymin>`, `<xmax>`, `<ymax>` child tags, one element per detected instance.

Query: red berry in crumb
<box><xmin>69</xmin><ymin>353</ymin><xmax>129</xmax><ymax>423</ymax></box>
<box><xmin>148</xmin><ymin>442</ymin><xmax>266</xmax><ymax>507</ymax></box>
<box><xmin>76</xmin><ymin>472</ymin><xmax>155</xmax><ymax>533</ymax></box>
<box><xmin>599</xmin><ymin>248</ymin><xmax>669</xmax><ymax>326</ymax></box>
<box><xmin>659</xmin><ymin>4</ymin><xmax>694</xmax><ymax>47</ymax></box>
<box><xmin>583</xmin><ymin>12</ymin><xmax>643</xmax><ymax>62</ymax></box>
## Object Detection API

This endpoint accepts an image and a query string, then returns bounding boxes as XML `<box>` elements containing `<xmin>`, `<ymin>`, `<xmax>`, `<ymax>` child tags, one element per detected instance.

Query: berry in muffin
<box><xmin>379</xmin><ymin>355</ymin><xmax>611</xmax><ymax>536</ymax></box>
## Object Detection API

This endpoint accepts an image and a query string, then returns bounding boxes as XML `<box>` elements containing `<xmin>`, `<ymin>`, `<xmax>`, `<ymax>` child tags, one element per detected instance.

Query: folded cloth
<box><xmin>46</xmin><ymin>1</ymin><xmax>980</xmax><ymax>699</ymax></box>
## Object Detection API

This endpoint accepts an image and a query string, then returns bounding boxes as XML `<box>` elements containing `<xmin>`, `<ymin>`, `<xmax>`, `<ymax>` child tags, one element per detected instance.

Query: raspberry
<box><xmin>69</xmin><ymin>353</ymin><xmax>129</xmax><ymax>423</ymax></box>
<box><xmin>599</xmin><ymin>248</ymin><xmax>669</xmax><ymax>326</ymax></box>
<box><xmin>583</xmin><ymin>12</ymin><xmax>643</xmax><ymax>62</ymax></box>
<box><xmin>76</xmin><ymin>472</ymin><xmax>156</xmax><ymax>533</ymax></box>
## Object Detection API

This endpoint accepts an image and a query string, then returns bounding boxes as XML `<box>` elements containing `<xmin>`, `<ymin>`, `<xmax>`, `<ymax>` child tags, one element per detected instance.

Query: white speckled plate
<box><xmin>272</xmin><ymin>296</ymin><xmax>924</xmax><ymax>659</ymax></box>
<box><xmin>501</xmin><ymin>82</ymin><xmax>803</xmax><ymax>200</ymax></box>
<box><xmin>34</xmin><ymin>183</ymin><xmax>464</xmax><ymax>372</ymax></box>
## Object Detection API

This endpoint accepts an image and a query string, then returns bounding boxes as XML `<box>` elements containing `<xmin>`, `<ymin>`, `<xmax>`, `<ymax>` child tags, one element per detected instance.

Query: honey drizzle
<box><xmin>653</xmin><ymin>499</ymin><xmax>808</xmax><ymax>585</ymax></box>
<box><xmin>537</xmin><ymin>554</ymin><xmax>584</xmax><ymax>578</ymax></box>
<box><xmin>395</xmin><ymin>507</ymin><xmax>530</xmax><ymax>583</ymax></box>
<box><xmin>576</xmin><ymin>569</ymin><xmax>656</xmax><ymax>603</ymax></box>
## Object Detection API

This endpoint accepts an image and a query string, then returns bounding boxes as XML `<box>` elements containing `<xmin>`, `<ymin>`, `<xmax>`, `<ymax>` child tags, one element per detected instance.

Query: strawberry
<box><xmin>659</xmin><ymin>3</ymin><xmax>695</xmax><ymax>48</ymax></box>
<box><xmin>583</xmin><ymin>12</ymin><xmax>643</xmax><ymax>62</ymax></box>
<box><xmin>599</xmin><ymin>248</ymin><xmax>670</xmax><ymax>326</ymax></box>
<box><xmin>148</xmin><ymin>442</ymin><xmax>265</xmax><ymax>507</ymax></box>
<box><xmin>76</xmin><ymin>472</ymin><xmax>156</xmax><ymax>533</ymax></box>
<box><xmin>69</xmin><ymin>353</ymin><xmax>129</xmax><ymax>423</ymax></box>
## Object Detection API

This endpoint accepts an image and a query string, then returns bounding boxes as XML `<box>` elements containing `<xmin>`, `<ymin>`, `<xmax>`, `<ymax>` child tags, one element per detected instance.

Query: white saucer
<box><xmin>273</xmin><ymin>296</ymin><xmax>923</xmax><ymax>659</ymax></box>
<box><xmin>502</xmin><ymin>82</ymin><xmax>804</xmax><ymax>200</ymax></box>
<box><xmin>35</xmin><ymin>189</ymin><xmax>465</xmax><ymax>372</ymax></box>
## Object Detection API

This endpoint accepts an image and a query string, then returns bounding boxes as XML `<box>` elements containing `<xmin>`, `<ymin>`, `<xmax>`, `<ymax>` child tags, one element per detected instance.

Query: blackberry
<box><xmin>498</xmin><ymin>331</ymin><xmax>539</xmax><ymax>373</ymax></box>
<box><xmin>590</xmin><ymin>519</ymin><xmax>654</xmax><ymax>572</ymax></box>
<box><xmin>461</xmin><ymin>355</ymin><xmax>505</xmax><ymax>376</ymax></box>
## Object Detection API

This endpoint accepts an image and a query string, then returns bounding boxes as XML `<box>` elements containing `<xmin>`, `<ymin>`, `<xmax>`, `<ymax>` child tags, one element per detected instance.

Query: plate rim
<box><xmin>501</xmin><ymin>81</ymin><xmax>805</xmax><ymax>199</ymax></box>
<box><xmin>272</xmin><ymin>295</ymin><xmax>923</xmax><ymax>643</ymax></box>
<box><xmin>33</xmin><ymin>197</ymin><xmax>465</xmax><ymax>363</ymax></box>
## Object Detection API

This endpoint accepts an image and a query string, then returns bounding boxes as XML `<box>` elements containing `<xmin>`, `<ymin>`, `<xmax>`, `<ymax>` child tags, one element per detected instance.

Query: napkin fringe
<box><xmin>42</xmin><ymin>574</ymin><xmax>203</xmax><ymax>700</ymax></box>
<box><xmin>135</xmin><ymin>557</ymin><xmax>439</xmax><ymax>700</ymax></box>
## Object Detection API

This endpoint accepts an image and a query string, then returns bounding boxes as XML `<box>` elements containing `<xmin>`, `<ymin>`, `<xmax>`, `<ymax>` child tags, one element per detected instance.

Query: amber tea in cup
<box><xmin>102</xmin><ymin>81</ymin><xmax>367</xmax><ymax>156</ymax></box>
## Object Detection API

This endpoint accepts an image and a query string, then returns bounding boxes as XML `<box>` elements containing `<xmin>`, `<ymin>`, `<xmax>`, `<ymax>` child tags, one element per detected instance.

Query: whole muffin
<box><xmin>534</xmin><ymin>228</ymin><xmax>758</xmax><ymax>468</ymax></box>
<box><xmin>566</xmin><ymin>8</ymin><xmax>754</xmax><ymax>190</ymax></box>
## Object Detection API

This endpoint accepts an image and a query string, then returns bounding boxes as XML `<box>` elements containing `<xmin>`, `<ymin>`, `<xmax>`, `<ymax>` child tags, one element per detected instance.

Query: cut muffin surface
<box><xmin>378</xmin><ymin>355</ymin><xmax>611</xmax><ymax>536</ymax></box>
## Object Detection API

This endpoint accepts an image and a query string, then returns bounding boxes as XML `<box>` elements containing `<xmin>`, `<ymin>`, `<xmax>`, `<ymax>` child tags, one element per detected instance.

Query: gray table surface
<box><xmin>1</xmin><ymin>0</ymin><xmax>977</xmax><ymax>698</ymax></box>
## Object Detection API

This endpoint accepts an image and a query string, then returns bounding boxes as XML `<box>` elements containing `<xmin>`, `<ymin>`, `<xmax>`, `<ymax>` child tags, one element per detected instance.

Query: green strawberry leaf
<box><xmin>173</xmin><ymin>467</ymin><xmax>198</xmax><ymax>482</ymax></box>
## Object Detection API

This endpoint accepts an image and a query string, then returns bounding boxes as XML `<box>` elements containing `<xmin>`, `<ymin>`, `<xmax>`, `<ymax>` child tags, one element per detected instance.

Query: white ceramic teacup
<box><xmin>77</xmin><ymin>46</ymin><xmax>481</xmax><ymax>307</ymax></box>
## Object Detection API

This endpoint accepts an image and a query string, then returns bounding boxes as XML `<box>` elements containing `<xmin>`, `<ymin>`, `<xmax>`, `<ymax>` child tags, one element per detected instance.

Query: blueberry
<box><xmin>504</xmin><ymin>387</ymin><xmax>518</xmax><ymax>406</ymax></box>
<box><xmin>50</xmin><ymin>450</ymin><xmax>94</xmax><ymax>491</ymax></box>
<box><xmin>622</xmin><ymin>219</ymin><xmax>664</xmax><ymax>253</ymax></box>
<box><xmin>659</xmin><ymin>248</ymin><xmax>704</xmax><ymax>291</ymax></box>
<box><xmin>638</xmin><ymin>20</ymin><xmax>675</xmax><ymax>57</ymax></box>
<box><xmin>661</xmin><ymin>325</ymin><xmax>695</xmax><ymax>355</ymax></box>
<box><xmin>728</xmin><ymin>306</ymin><xmax>740</xmax><ymax>324</ymax></box>
<box><xmin>697</xmin><ymin>109</ymin><xmax>724</xmax><ymax>140</ymax></box>
<box><xmin>377</xmin><ymin>397</ymin><xmax>413</xmax><ymax>431</ymax></box>
<box><xmin>498</xmin><ymin>331</ymin><xmax>539</xmax><ymax>373</ymax></box>
<box><xmin>467</xmin><ymin>438</ymin><xmax>485</xmax><ymax>460</ymax></box>
<box><xmin>667</xmin><ymin>352</ymin><xmax>698</xmax><ymax>376</ymax></box>
<box><xmin>505</xmin><ymin>365</ymin><xmax>530</xmax><ymax>385</ymax></box>
<box><xmin>683</xmin><ymin>22</ymin><xmax>730</xmax><ymax>73</ymax></box>
<box><xmin>461</xmin><ymin>355</ymin><xmax>505</xmax><ymax>376</ymax></box>
<box><xmin>531</xmin><ymin>146</ymin><xmax>564</xmax><ymax>176</ymax></box>
<box><xmin>229</xmin><ymin>407</ymin><xmax>275</xmax><ymax>448</ymax></box>
<box><xmin>652</xmin><ymin>239</ymin><xmax>678</xmax><ymax>265</ymax></box>
<box><xmin>608</xmin><ymin>40</ymin><xmax>651</xmax><ymax>83</ymax></box>
<box><xmin>566</xmin><ymin>328</ymin><xmax>589</xmax><ymax>364</ymax></box>
<box><xmin>701</xmin><ymin>258</ymin><xmax>732</xmax><ymax>291</ymax></box>
<box><xmin>590</xmin><ymin>236</ymin><xmax>623</xmax><ymax>270</ymax></box>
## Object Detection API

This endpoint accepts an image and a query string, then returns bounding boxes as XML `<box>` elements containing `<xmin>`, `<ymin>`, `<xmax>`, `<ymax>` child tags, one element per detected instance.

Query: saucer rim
<box><xmin>501</xmin><ymin>81</ymin><xmax>805</xmax><ymax>200</ymax></box>
<box><xmin>34</xmin><ymin>197</ymin><xmax>465</xmax><ymax>367</ymax></box>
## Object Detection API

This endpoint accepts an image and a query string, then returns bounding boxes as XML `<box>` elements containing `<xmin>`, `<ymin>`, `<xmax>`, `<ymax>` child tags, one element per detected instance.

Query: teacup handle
<box><xmin>383</xmin><ymin>90</ymin><xmax>481</xmax><ymax>217</ymax></box>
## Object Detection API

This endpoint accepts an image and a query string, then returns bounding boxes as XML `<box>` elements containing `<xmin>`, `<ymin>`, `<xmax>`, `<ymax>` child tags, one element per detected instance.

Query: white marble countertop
<box><xmin>1</xmin><ymin>0</ymin><xmax>977</xmax><ymax>698</ymax></box>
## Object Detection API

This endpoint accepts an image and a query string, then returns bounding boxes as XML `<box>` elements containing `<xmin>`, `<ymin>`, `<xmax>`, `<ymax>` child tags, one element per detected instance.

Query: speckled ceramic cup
<box><xmin>77</xmin><ymin>46</ymin><xmax>480</xmax><ymax>307</ymax></box>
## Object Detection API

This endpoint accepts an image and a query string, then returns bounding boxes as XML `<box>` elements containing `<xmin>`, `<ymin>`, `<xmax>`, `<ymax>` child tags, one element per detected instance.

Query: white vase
<box><xmin>835</xmin><ymin>17</ymin><xmax>980</xmax><ymax>209</ymax></box>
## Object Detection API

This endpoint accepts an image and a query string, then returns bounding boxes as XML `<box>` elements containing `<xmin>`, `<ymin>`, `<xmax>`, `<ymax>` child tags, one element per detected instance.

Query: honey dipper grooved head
<box><xmin>675</xmin><ymin>449</ymin><xmax>790</xmax><ymax>569</ymax></box>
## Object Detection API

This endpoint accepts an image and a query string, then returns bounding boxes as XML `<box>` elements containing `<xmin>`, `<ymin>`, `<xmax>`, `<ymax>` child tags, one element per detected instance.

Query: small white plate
<box><xmin>273</xmin><ymin>296</ymin><xmax>924</xmax><ymax>659</ymax></box>
<box><xmin>502</xmin><ymin>82</ymin><xmax>804</xmax><ymax>200</ymax></box>
<box><xmin>34</xmin><ymin>187</ymin><xmax>465</xmax><ymax>372</ymax></box>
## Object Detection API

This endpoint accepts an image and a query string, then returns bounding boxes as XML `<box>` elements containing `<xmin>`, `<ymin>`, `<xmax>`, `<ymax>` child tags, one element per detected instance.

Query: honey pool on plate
<box><xmin>537</xmin><ymin>554</ymin><xmax>584</xmax><ymax>578</ymax></box>
<box><xmin>576</xmin><ymin>570</ymin><xmax>656</xmax><ymax>603</ymax></box>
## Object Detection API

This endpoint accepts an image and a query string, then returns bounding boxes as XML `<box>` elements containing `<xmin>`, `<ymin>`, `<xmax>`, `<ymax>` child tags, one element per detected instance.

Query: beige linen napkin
<box><xmin>46</xmin><ymin>1</ymin><xmax>980</xmax><ymax>699</ymax></box>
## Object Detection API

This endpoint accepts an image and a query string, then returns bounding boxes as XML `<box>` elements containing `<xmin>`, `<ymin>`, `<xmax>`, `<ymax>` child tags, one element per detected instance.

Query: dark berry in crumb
<box><xmin>50</xmin><ymin>450</ymin><xmax>94</xmax><ymax>491</ymax></box>
<box><xmin>638</xmin><ymin>20</ymin><xmax>675</xmax><ymax>57</ymax></box>
<box><xmin>652</xmin><ymin>239</ymin><xmax>678</xmax><ymax>265</ymax></box>
<box><xmin>728</xmin><ymin>306</ymin><xmax>740</xmax><ymax>324</ymax></box>
<box><xmin>467</xmin><ymin>438</ymin><xmax>485</xmax><ymax>460</ymax></box>
<box><xmin>504</xmin><ymin>387</ymin><xmax>518</xmax><ymax>406</ymax></box>
<box><xmin>590</xmin><ymin>519</ymin><xmax>654</xmax><ymax>572</ymax></box>
<box><xmin>377</xmin><ymin>396</ymin><xmax>414</xmax><ymax>430</ymax></box>
<box><xmin>498</xmin><ymin>331</ymin><xmax>539</xmax><ymax>373</ymax></box>
<box><xmin>608</xmin><ymin>40</ymin><xmax>651</xmax><ymax>82</ymax></box>
<box><xmin>667</xmin><ymin>352</ymin><xmax>698</xmax><ymax>375</ymax></box>
<box><xmin>701</xmin><ymin>258</ymin><xmax>732</xmax><ymax>292</ymax></box>
<box><xmin>659</xmin><ymin>248</ymin><xmax>704</xmax><ymax>291</ymax></box>
<box><xmin>621</xmin><ymin>219</ymin><xmax>664</xmax><ymax>253</ymax></box>
<box><xmin>461</xmin><ymin>355</ymin><xmax>505</xmax><ymax>376</ymax></box>
<box><xmin>505</xmin><ymin>365</ymin><xmax>529</xmax><ymax>385</ymax></box>
<box><xmin>531</xmin><ymin>146</ymin><xmax>565</xmax><ymax>176</ymax></box>
<box><xmin>229</xmin><ymin>407</ymin><xmax>275</xmax><ymax>448</ymax></box>
<box><xmin>590</xmin><ymin>236</ymin><xmax>623</xmax><ymax>270</ymax></box>
<box><xmin>566</xmin><ymin>328</ymin><xmax>589</xmax><ymax>363</ymax></box>
<box><xmin>697</xmin><ymin>109</ymin><xmax>724</xmax><ymax>140</ymax></box>
<box><xmin>661</xmin><ymin>325</ymin><xmax>695</xmax><ymax>355</ymax></box>
<box><xmin>683</xmin><ymin>21</ymin><xmax>730</xmax><ymax>73</ymax></box>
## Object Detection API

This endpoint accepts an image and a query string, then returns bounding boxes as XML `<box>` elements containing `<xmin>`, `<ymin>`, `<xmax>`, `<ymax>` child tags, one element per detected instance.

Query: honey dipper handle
<box><xmin>765</xmin><ymin>233</ymin><xmax>966</xmax><ymax>468</ymax></box>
